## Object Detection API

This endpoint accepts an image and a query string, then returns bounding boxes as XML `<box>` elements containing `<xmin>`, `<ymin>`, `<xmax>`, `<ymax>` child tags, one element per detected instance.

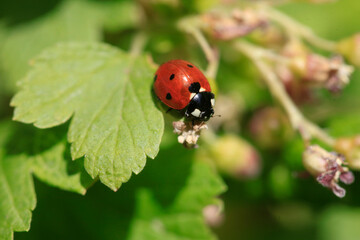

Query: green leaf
<box><xmin>30</xmin><ymin>126</ymin><xmax>93</xmax><ymax>195</ymax></box>
<box><xmin>11</xmin><ymin>42</ymin><xmax>164</xmax><ymax>191</ymax></box>
<box><xmin>278</xmin><ymin>0</ymin><xmax>360</xmax><ymax>40</ymax></box>
<box><xmin>31</xmin><ymin>142</ymin><xmax>91</xmax><ymax>195</ymax></box>
<box><xmin>13</xmin><ymin>145</ymin><xmax>226</xmax><ymax>240</ymax></box>
<box><xmin>0</xmin><ymin>122</ymin><xmax>35</xmax><ymax>240</ymax></box>
<box><xmin>128</xmin><ymin>161</ymin><xmax>226</xmax><ymax>240</ymax></box>
<box><xmin>4</xmin><ymin>121</ymin><xmax>93</xmax><ymax>194</ymax></box>
<box><xmin>97</xmin><ymin>1</ymin><xmax>140</xmax><ymax>32</ymax></box>
<box><xmin>0</xmin><ymin>0</ymin><xmax>140</xmax><ymax>93</ymax></box>
<box><xmin>0</xmin><ymin>119</ymin><xmax>93</xmax><ymax>239</ymax></box>
<box><xmin>0</xmin><ymin>152</ymin><xmax>35</xmax><ymax>240</ymax></box>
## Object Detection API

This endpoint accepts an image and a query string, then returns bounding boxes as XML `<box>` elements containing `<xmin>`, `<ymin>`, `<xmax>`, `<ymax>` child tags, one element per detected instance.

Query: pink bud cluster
<box><xmin>303</xmin><ymin>145</ymin><xmax>354</xmax><ymax>198</ymax></box>
<box><xmin>173</xmin><ymin>121</ymin><xmax>208</xmax><ymax>148</ymax></box>
<box><xmin>202</xmin><ymin>8</ymin><xmax>268</xmax><ymax>40</ymax></box>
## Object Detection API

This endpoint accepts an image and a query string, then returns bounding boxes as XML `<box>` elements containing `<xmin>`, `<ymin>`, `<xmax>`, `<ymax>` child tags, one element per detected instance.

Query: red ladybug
<box><xmin>153</xmin><ymin>60</ymin><xmax>215</xmax><ymax>121</ymax></box>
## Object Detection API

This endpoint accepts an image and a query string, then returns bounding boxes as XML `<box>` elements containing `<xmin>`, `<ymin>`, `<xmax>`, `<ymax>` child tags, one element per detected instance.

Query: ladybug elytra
<box><xmin>153</xmin><ymin>60</ymin><xmax>215</xmax><ymax>121</ymax></box>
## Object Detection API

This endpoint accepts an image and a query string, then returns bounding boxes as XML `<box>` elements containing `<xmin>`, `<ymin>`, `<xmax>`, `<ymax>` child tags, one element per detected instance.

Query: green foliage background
<box><xmin>1</xmin><ymin>0</ymin><xmax>360</xmax><ymax>239</ymax></box>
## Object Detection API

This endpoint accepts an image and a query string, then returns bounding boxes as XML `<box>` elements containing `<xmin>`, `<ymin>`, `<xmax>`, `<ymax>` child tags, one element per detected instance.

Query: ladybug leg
<box><xmin>166</xmin><ymin>108</ymin><xmax>173</xmax><ymax>113</ymax></box>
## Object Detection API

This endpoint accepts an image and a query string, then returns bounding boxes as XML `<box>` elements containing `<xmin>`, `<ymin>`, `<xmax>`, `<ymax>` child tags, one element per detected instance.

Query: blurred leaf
<box><xmin>278</xmin><ymin>0</ymin><xmax>360</xmax><ymax>40</ymax></box>
<box><xmin>29</xmin><ymin>127</ymin><xmax>93</xmax><ymax>195</ymax></box>
<box><xmin>3</xmin><ymin>120</ymin><xmax>93</xmax><ymax>193</ymax></box>
<box><xmin>13</xmin><ymin>142</ymin><xmax>226</xmax><ymax>240</ymax></box>
<box><xmin>0</xmin><ymin>119</ymin><xmax>93</xmax><ymax>239</ymax></box>
<box><xmin>319</xmin><ymin>205</ymin><xmax>360</xmax><ymax>240</ymax></box>
<box><xmin>31</xmin><ymin>143</ymin><xmax>90</xmax><ymax>194</ymax></box>
<box><xmin>302</xmin><ymin>71</ymin><xmax>360</xmax><ymax>123</ymax></box>
<box><xmin>11</xmin><ymin>42</ymin><xmax>164</xmax><ymax>191</ymax></box>
<box><xmin>0</xmin><ymin>0</ymin><xmax>140</xmax><ymax>93</ymax></box>
<box><xmin>98</xmin><ymin>1</ymin><xmax>140</xmax><ymax>32</ymax></box>
<box><xmin>128</xmin><ymin>161</ymin><xmax>226</xmax><ymax>240</ymax></box>
<box><xmin>0</xmin><ymin>152</ymin><xmax>35</xmax><ymax>240</ymax></box>
<box><xmin>0</xmin><ymin>0</ymin><xmax>60</xmax><ymax>25</ymax></box>
<box><xmin>282</xmin><ymin>137</ymin><xmax>305</xmax><ymax>171</ymax></box>
<box><xmin>217</xmin><ymin>55</ymin><xmax>271</xmax><ymax>109</ymax></box>
<box><xmin>0</xmin><ymin>122</ymin><xmax>34</xmax><ymax>240</ymax></box>
<box><xmin>270</xmin><ymin>203</ymin><xmax>314</xmax><ymax>230</ymax></box>
<box><xmin>268</xmin><ymin>164</ymin><xmax>294</xmax><ymax>199</ymax></box>
<box><xmin>326</xmin><ymin>113</ymin><xmax>360</xmax><ymax>137</ymax></box>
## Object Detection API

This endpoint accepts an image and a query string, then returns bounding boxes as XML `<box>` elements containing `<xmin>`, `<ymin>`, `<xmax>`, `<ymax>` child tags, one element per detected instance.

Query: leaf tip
<box><xmin>100</xmin><ymin>176</ymin><xmax>122</xmax><ymax>192</ymax></box>
<box><xmin>110</xmin><ymin>185</ymin><xmax>119</xmax><ymax>192</ymax></box>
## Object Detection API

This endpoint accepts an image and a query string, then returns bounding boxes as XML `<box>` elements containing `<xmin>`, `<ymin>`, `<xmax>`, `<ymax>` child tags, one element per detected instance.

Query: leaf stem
<box><xmin>234</xmin><ymin>40</ymin><xmax>336</xmax><ymax>147</ymax></box>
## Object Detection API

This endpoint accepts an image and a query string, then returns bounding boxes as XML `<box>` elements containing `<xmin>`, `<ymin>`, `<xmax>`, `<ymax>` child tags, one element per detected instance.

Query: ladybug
<box><xmin>153</xmin><ymin>60</ymin><xmax>215</xmax><ymax>121</ymax></box>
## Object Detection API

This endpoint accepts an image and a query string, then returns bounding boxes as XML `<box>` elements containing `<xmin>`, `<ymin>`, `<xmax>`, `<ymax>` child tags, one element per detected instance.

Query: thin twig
<box><xmin>234</xmin><ymin>40</ymin><xmax>336</xmax><ymax>147</ymax></box>
<box><xmin>130</xmin><ymin>31</ymin><xmax>148</xmax><ymax>58</ymax></box>
<box><xmin>191</xmin><ymin>28</ymin><xmax>219</xmax><ymax>79</ymax></box>
<box><xmin>178</xmin><ymin>18</ymin><xmax>219</xmax><ymax>79</ymax></box>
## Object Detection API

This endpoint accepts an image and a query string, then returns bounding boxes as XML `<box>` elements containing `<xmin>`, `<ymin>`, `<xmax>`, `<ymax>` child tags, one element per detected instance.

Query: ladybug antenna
<box><xmin>212</xmin><ymin>114</ymin><xmax>221</xmax><ymax>118</ymax></box>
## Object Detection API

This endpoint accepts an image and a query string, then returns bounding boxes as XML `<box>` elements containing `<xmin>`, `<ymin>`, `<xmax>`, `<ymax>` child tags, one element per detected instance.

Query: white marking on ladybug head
<box><xmin>190</xmin><ymin>93</ymin><xmax>196</xmax><ymax>100</ymax></box>
<box><xmin>211</xmin><ymin>98</ymin><xmax>215</xmax><ymax>107</ymax></box>
<box><xmin>199</xmin><ymin>87</ymin><xmax>206</xmax><ymax>92</ymax></box>
<box><xmin>191</xmin><ymin>109</ymin><xmax>201</xmax><ymax>118</ymax></box>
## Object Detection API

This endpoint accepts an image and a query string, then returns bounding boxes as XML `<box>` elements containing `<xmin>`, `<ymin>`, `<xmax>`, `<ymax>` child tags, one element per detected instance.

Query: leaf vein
<box><xmin>91</xmin><ymin>130</ymin><xmax>113</xmax><ymax>175</ymax></box>
<box><xmin>128</xmin><ymin>80</ymin><xmax>151</xmax><ymax>144</ymax></box>
<box><xmin>72</xmin><ymin>61</ymin><xmax>124</xmax><ymax>157</ymax></box>
<box><xmin>15</xmin><ymin>58</ymin><xmax>114</xmax><ymax>120</ymax></box>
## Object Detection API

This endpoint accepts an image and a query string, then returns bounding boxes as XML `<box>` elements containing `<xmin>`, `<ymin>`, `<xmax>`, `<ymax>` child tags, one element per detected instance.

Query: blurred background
<box><xmin>1</xmin><ymin>0</ymin><xmax>360</xmax><ymax>240</ymax></box>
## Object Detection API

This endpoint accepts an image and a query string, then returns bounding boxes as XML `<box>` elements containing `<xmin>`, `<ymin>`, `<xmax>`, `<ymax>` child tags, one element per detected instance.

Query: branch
<box><xmin>178</xmin><ymin>18</ymin><xmax>219</xmax><ymax>79</ymax></box>
<box><xmin>234</xmin><ymin>40</ymin><xmax>336</xmax><ymax>147</ymax></box>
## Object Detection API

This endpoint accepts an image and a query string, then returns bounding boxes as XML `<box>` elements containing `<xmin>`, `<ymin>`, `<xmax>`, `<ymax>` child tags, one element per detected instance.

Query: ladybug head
<box><xmin>185</xmin><ymin>92</ymin><xmax>215</xmax><ymax>121</ymax></box>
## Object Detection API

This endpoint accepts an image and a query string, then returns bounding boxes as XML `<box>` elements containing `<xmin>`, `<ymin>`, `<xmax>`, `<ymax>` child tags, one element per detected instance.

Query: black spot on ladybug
<box><xmin>188</xmin><ymin>82</ymin><xmax>201</xmax><ymax>93</ymax></box>
<box><xmin>187</xmin><ymin>64</ymin><xmax>193</xmax><ymax>68</ymax></box>
<box><xmin>154</xmin><ymin>74</ymin><xmax>157</xmax><ymax>81</ymax></box>
<box><xmin>170</xmin><ymin>74</ymin><xmax>175</xmax><ymax>80</ymax></box>
<box><xmin>166</xmin><ymin>93</ymin><xmax>172</xmax><ymax>100</ymax></box>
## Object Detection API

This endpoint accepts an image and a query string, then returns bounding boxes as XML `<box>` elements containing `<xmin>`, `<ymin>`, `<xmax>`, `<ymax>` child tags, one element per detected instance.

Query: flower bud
<box><xmin>173</xmin><ymin>121</ymin><xmax>208</xmax><ymax>148</ymax></box>
<box><xmin>202</xmin><ymin>8</ymin><xmax>268</xmax><ymax>40</ymax></box>
<box><xmin>276</xmin><ymin>41</ymin><xmax>313</xmax><ymax>102</ymax></box>
<box><xmin>335</xmin><ymin>135</ymin><xmax>360</xmax><ymax>170</ymax></box>
<box><xmin>337</xmin><ymin>33</ymin><xmax>360</xmax><ymax>67</ymax></box>
<box><xmin>203</xmin><ymin>203</ymin><xmax>224</xmax><ymax>227</ymax></box>
<box><xmin>198</xmin><ymin>135</ymin><xmax>261</xmax><ymax>179</ymax></box>
<box><xmin>278</xmin><ymin>41</ymin><xmax>354</xmax><ymax>93</ymax></box>
<box><xmin>249</xmin><ymin>107</ymin><xmax>293</xmax><ymax>149</ymax></box>
<box><xmin>303</xmin><ymin>145</ymin><xmax>354</xmax><ymax>198</ymax></box>
<box><xmin>294</xmin><ymin>55</ymin><xmax>352</xmax><ymax>92</ymax></box>
<box><xmin>250</xmin><ymin>24</ymin><xmax>287</xmax><ymax>48</ymax></box>
<box><xmin>302</xmin><ymin>145</ymin><xmax>328</xmax><ymax>176</ymax></box>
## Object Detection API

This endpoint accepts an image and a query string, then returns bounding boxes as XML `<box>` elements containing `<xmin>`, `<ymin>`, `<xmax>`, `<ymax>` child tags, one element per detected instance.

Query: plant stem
<box><xmin>263</xmin><ymin>6</ymin><xmax>337</xmax><ymax>52</ymax></box>
<box><xmin>234</xmin><ymin>40</ymin><xmax>336</xmax><ymax>147</ymax></box>
<box><xmin>130</xmin><ymin>31</ymin><xmax>148</xmax><ymax>58</ymax></box>
<box><xmin>178</xmin><ymin>18</ymin><xmax>219</xmax><ymax>79</ymax></box>
<box><xmin>192</xmin><ymin>28</ymin><xmax>219</xmax><ymax>79</ymax></box>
